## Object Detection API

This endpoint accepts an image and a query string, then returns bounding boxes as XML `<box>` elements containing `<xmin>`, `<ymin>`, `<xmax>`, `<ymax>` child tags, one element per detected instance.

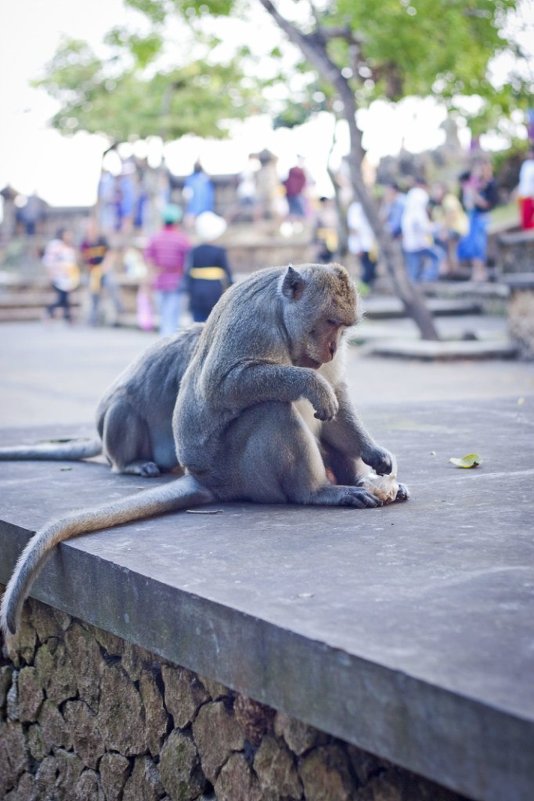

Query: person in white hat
<box><xmin>183</xmin><ymin>212</ymin><xmax>234</xmax><ymax>322</ymax></box>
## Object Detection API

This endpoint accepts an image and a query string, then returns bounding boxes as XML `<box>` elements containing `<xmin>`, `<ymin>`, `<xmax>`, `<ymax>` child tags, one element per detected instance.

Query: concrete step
<box><xmin>362</xmin><ymin>296</ymin><xmax>484</xmax><ymax>319</ymax></box>
<box><xmin>0</xmin><ymin>307</ymin><xmax>47</xmax><ymax>322</ymax></box>
<box><xmin>419</xmin><ymin>280</ymin><xmax>510</xmax><ymax>300</ymax></box>
<box><xmin>366</xmin><ymin>338</ymin><xmax>517</xmax><ymax>360</ymax></box>
<box><xmin>501</xmin><ymin>273</ymin><xmax>534</xmax><ymax>290</ymax></box>
<box><xmin>0</xmin><ymin>291</ymin><xmax>82</xmax><ymax>322</ymax></box>
<box><xmin>0</xmin><ymin>292</ymin><xmax>82</xmax><ymax>308</ymax></box>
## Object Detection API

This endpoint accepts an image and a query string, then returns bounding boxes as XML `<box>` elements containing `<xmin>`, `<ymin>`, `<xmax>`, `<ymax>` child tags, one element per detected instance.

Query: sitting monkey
<box><xmin>0</xmin><ymin>325</ymin><xmax>203</xmax><ymax>477</ymax></box>
<box><xmin>1</xmin><ymin>263</ymin><xmax>408</xmax><ymax>637</ymax></box>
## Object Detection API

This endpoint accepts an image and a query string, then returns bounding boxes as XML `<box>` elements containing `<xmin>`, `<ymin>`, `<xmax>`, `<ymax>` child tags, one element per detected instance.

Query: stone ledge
<box><xmin>502</xmin><ymin>273</ymin><xmax>534</xmax><ymax>290</ymax></box>
<box><xmin>1</xmin><ymin>398</ymin><xmax>533</xmax><ymax>801</ymax></box>
<box><xmin>361</xmin><ymin>296</ymin><xmax>484</xmax><ymax>320</ymax></box>
<box><xmin>364</xmin><ymin>339</ymin><xmax>518</xmax><ymax>360</ymax></box>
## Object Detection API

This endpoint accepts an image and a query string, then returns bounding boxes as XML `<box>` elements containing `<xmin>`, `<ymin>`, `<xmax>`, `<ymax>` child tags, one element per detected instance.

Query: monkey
<box><xmin>1</xmin><ymin>263</ymin><xmax>408</xmax><ymax>637</ymax></box>
<box><xmin>0</xmin><ymin>324</ymin><xmax>203</xmax><ymax>477</ymax></box>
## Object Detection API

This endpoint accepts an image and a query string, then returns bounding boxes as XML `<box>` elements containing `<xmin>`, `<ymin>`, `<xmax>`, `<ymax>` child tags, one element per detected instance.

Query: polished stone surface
<box><xmin>1</xmin><ymin>397</ymin><xmax>533</xmax><ymax>801</ymax></box>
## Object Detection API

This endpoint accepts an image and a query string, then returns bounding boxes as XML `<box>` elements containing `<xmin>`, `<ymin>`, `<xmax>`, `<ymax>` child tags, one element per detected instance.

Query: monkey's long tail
<box><xmin>0</xmin><ymin>475</ymin><xmax>215</xmax><ymax>637</ymax></box>
<box><xmin>0</xmin><ymin>437</ymin><xmax>102</xmax><ymax>461</ymax></box>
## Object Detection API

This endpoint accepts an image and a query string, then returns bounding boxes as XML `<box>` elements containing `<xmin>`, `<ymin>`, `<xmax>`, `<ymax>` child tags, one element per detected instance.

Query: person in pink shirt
<box><xmin>144</xmin><ymin>205</ymin><xmax>191</xmax><ymax>335</ymax></box>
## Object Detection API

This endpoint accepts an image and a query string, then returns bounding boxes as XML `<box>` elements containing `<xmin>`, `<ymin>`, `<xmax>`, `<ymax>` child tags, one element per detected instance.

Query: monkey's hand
<box><xmin>307</xmin><ymin>375</ymin><xmax>339</xmax><ymax>421</ymax></box>
<box><xmin>361</xmin><ymin>444</ymin><xmax>394</xmax><ymax>475</ymax></box>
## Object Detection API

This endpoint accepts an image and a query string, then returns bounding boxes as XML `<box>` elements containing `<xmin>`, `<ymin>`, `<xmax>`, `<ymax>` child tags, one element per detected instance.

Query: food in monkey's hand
<box><xmin>360</xmin><ymin>472</ymin><xmax>399</xmax><ymax>503</ymax></box>
<box><xmin>360</xmin><ymin>456</ymin><xmax>400</xmax><ymax>504</ymax></box>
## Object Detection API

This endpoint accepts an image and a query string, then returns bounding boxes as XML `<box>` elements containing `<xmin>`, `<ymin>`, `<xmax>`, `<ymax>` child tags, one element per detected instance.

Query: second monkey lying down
<box><xmin>0</xmin><ymin>324</ymin><xmax>204</xmax><ymax>477</ymax></box>
<box><xmin>1</xmin><ymin>263</ymin><xmax>408</xmax><ymax>637</ymax></box>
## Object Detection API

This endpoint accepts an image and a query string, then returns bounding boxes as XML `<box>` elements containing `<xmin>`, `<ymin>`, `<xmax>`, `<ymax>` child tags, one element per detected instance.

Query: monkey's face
<box><xmin>300</xmin><ymin>316</ymin><xmax>349</xmax><ymax>368</ymax></box>
<box><xmin>281</xmin><ymin>263</ymin><xmax>358</xmax><ymax>369</ymax></box>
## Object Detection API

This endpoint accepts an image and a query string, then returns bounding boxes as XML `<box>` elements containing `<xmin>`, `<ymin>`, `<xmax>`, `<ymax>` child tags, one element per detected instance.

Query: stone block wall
<box><xmin>0</xmin><ymin>589</ymin><xmax>469</xmax><ymax>801</ymax></box>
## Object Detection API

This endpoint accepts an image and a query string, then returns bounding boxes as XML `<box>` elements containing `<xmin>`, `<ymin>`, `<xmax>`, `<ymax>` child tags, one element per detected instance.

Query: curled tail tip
<box><xmin>0</xmin><ymin>593</ymin><xmax>18</xmax><ymax>640</ymax></box>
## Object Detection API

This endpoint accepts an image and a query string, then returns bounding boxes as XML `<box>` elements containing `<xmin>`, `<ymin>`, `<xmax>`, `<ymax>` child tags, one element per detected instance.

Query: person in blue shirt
<box><xmin>458</xmin><ymin>162</ymin><xmax>499</xmax><ymax>281</ymax></box>
<box><xmin>183</xmin><ymin>161</ymin><xmax>215</xmax><ymax>225</ymax></box>
<box><xmin>381</xmin><ymin>182</ymin><xmax>406</xmax><ymax>240</ymax></box>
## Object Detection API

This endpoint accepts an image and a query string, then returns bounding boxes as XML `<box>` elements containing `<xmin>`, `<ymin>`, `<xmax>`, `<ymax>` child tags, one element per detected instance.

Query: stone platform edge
<box><xmin>1</xmin><ymin>516</ymin><xmax>531</xmax><ymax>801</ymax></box>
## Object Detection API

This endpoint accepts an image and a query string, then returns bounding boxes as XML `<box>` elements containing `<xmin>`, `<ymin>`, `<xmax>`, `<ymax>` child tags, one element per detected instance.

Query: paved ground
<box><xmin>1</xmin><ymin>318</ymin><xmax>533</xmax><ymax>427</ymax></box>
<box><xmin>1</xmin><ymin>316</ymin><xmax>534</xmax><ymax>801</ymax></box>
<box><xmin>1</xmin><ymin>396</ymin><xmax>533</xmax><ymax>801</ymax></box>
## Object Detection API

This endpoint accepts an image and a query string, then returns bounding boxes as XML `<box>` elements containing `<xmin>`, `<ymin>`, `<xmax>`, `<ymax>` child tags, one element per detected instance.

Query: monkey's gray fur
<box><xmin>1</xmin><ymin>264</ymin><xmax>408</xmax><ymax>637</ymax></box>
<box><xmin>0</xmin><ymin>325</ymin><xmax>203</xmax><ymax>477</ymax></box>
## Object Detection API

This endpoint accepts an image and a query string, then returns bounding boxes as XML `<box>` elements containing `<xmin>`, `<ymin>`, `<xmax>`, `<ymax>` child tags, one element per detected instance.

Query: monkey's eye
<box><xmin>327</xmin><ymin>319</ymin><xmax>341</xmax><ymax>328</ymax></box>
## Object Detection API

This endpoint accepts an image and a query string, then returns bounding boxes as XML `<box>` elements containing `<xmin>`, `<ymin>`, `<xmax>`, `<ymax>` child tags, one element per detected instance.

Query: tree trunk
<box><xmin>258</xmin><ymin>0</ymin><xmax>440</xmax><ymax>341</ymax></box>
<box><xmin>336</xmin><ymin>77</ymin><xmax>439</xmax><ymax>340</ymax></box>
<box><xmin>325</xmin><ymin>121</ymin><xmax>349</xmax><ymax>257</ymax></box>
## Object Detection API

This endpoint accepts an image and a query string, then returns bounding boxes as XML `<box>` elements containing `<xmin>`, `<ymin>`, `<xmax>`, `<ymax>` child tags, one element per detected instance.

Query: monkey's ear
<box><xmin>281</xmin><ymin>265</ymin><xmax>305</xmax><ymax>300</ymax></box>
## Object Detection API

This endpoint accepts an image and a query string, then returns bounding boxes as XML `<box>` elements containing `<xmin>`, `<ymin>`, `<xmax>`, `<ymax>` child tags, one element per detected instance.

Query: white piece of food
<box><xmin>359</xmin><ymin>455</ymin><xmax>399</xmax><ymax>504</ymax></box>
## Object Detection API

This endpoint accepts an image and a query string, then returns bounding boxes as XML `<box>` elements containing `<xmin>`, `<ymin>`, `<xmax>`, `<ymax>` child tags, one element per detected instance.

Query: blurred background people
<box><xmin>517</xmin><ymin>146</ymin><xmax>534</xmax><ymax>230</ymax></box>
<box><xmin>184</xmin><ymin>211</ymin><xmax>233</xmax><ymax>322</ymax></box>
<box><xmin>283</xmin><ymin>157</ymin><xmax>307</xmax><ymax>221</ymax></box>
<box><xmin>401</xmin><ymin>184</ymin><xmax>442</xmax><ymax>282</ymax></box>
<box><xmin>347</xmin><ymin>198</ymin><xmax>377</xmax><ymax>288</ymax></box>
<box><xmin>183</xmin><ymin>161</ymin><xmax>215</xmax><ymax>227</ymax></box>
<box><xmin>80</xmin><ymin>219</ymin><xmax>123</xmax><ymax>326</ymax></box>
<box><xmin>16</xmin><ymin>192</ymin><xmax>45</xmax><ymax>236</ymax></box>
<box><xmin>115</xmin><ymin>165</ymin><xmax>136</xmax><ymax>234</ymax></box>
<box><xmin>42</xmin><ymin>228</ymin><xmax>80</xmax><ymax>323</ymax></box>
<box><xmin>255</xmin><ymin>149</ymin><xmax>283</xmax><ymax>224</ymax></box>
<box><xmin>458</xmin><ymin>162</ymin><xmax>498</xmax><ymax>281</ymax></box>
<box><xmin>233</xmin><ymin>154</ymin><xmax>259</xmax><ymax>222</ymax></box>
<box><xmin>381</xmin><ymin>182</ymin><xmax>406</xmax><ymax>240</ymax></box>
<box><xmin>144</xmin><ymin>204</ymin><xmax>191</xmax><ymax>335</ymax></box>
<box><xmin>313</xmin><ymin>196</ymin><xmax>339</xmax><ymax>263</ymax></box>
<box><xmin>430</xmin><ymin>182</ymin><xmax>468</xmax><ymax>277</ymax></box>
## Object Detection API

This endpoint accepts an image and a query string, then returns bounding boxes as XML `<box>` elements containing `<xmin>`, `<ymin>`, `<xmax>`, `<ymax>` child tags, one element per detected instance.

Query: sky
<box><xmin>0</xmin><ymin>0</ymin><xmax>127</xmax><ymax>207</ymax></box>
<box><xmin>0</xmin><ymin>0</ymin><xmax>531</xmax><ymax>208</ymax></box>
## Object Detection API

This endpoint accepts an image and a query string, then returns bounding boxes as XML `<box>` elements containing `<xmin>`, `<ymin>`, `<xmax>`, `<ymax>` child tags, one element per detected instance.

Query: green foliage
<box><xmin>168</xmin><ymin>0</ymin><xmax>527</xmax><ymax>134</ymax></box>
<box><xmin>335</xmin><ymin>0</ymin><xmax>519</xmax><ymax>97</ymax></box>
<box><xmin>174</xmin><ymin>0</ymin><xmax>236</xmax><ymax>17</ymax></box>
<box><xmin>35</xmin><ymin>37</ymin><xmax>260</xmax><ymax>143</ymax></box>
<box><xmin>128</xmin><ymin>0</ymin><xmax>236</xmax><ymax>19</ymax></box>
<box><xmin>104</xmin><ymin>28</ymin><xmax>163</xmax><ymax>68</ymax></box>
<box><xmin>37</xmin><ymin>0</ymin><xmax>528</xmax><ymax>147</ymax></box>
<box><xmin>272</xmin><ymin>79</ymin><xmax>333</xmax><ymax>129</ymax></box>
<box><xmin>123</xmin><ymin>0</ymin><xmax>169</xmax><ymax>24</ymax></box>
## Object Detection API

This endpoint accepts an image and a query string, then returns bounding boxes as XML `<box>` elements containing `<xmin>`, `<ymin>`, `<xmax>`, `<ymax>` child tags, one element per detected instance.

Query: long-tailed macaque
<box><xmin>1</xmin><ymin>264</ymin><xmax>408</xmax><ymax>636</ymax></box>
<box><xmin>0</xmin><ymin>325</ymin><xmax>203</xmax><ymax>476</ymax></box>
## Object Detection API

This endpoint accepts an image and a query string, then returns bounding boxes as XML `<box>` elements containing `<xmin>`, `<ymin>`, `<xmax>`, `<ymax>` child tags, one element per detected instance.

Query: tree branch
<box><xmin>258</xmin><ymin>0</ymin><xmax>340</xmax><ymax>86</ymax></box>
<box><xmin>258</xmin><ymin>0</ymin><xmax>364</xmax><ymax>153</ymax></box>
<box><xmin>257</xmin><ymin>0</ymin><xmax>439</xmax><ymax>339</ymax></box>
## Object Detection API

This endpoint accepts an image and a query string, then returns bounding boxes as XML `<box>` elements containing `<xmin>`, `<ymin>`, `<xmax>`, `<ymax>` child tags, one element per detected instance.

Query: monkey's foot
<box><xmin>336</xmin><ymin>486</ymin><xmax>383</xmax><ymax>508</ymax></box>
<box><xmin>139</xmin><ymin>461</ymin><xmax>161</xmax><ymax>477</ymax></box>
<box><xmin>309</xmin><ymin>485</ymin><xmax>383</xmax><ymax>508</ymax></box>
<box><xmin>117</xmin><ymin>460</ymin><xmax>162</xmax><ymax>477</ymax></box>
<box><xmin>395</xmin><ymin>482</ymin><xmax>410</xmax><ymax>502</ymax></box>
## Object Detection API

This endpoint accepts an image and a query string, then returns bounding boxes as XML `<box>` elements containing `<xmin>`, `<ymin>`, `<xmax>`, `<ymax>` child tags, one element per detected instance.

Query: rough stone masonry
<box><xmin>0</xmin><ymin>588</ymin><xmax>470</xmax><ymax>801</ymax></box>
